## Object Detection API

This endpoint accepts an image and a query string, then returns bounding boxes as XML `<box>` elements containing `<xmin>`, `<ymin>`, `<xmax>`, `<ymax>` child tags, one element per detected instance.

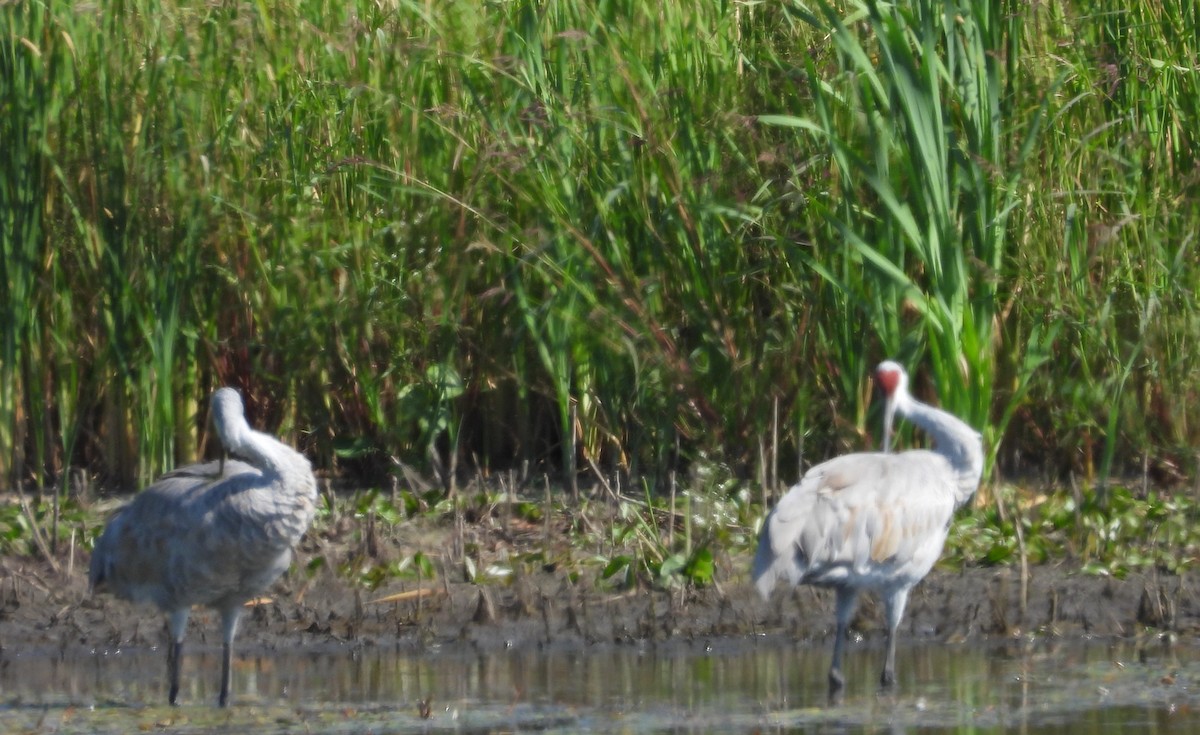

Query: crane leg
<box><xmin>166</xmin><ymin>609</ymin><xmax>189</xmax><ymax>706</ymax></box>
<box><xmin>829</xmin><ymin>587</ymin><xmax>858</xmax><ymax>699</ymax></box>
<box><xmin>880</xmin><ymin>587</ymin><xmax>910</xmax><ymax>689</ymax></box>
<box><xmin>218</xmin><ymin>607</ymin><xmax>243</xmax><ymax>707</ymax></box>
<box><xmin>219</xmin><ymin>641</ymin><xmax>232</xmax><ymax>707</ymax></box>
<box><xmin>168</xmin><ymin>640</ymin><xmax>183</xmax><ymax>705</ymax></box>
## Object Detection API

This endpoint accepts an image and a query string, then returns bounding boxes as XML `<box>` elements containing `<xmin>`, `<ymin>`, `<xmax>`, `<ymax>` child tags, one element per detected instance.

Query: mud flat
<box><xmin>1</xmin><ymin>545</ymin><xmax>1194</xmax><ymax>659</ymax></box>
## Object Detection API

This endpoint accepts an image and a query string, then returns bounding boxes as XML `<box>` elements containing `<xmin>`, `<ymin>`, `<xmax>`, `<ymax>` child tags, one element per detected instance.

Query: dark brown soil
<box><xmin>2</xmin><ymin>523</ymin><xmax>1198</xmax><ymax>662</ymax></box>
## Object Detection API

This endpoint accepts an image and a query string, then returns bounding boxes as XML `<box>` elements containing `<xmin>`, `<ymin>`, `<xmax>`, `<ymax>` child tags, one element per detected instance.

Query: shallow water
<box><xmin>1</xmin><ymin>636</ymin><xmax>1197</xmax><ymax>733</ymax></box>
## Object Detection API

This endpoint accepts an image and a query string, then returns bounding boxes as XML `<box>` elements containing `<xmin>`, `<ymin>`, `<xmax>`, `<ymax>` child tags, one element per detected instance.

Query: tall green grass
<box><xmin>2</xmin><ymin>1</ymin><xmax>64</xmax><ymax>487</ymax></box>
<box><xmin>1007</xmin><ymin>1</ymin><xmax>1200</xmax><ymax>491</ymax></box>
<box><xmin>1</xmin><ymin>0</ymin><xmax>1199</xmax><ymax>502</ymax></box>
<box><xmin>758</xmin><ymin>0</ymin><xmax>1052</xmax><ymax>478</ymax></box>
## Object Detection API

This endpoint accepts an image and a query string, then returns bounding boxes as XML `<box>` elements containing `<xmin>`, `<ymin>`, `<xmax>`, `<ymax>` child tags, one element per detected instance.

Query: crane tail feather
<box><xmin>88</xmin><ymin>507</ymin><xmax>124</xmax><ymax>595</ymax></box>
<box><xmin>88</xmin><ymin>539</ymin><xmax>108</xmax><ymax>594</ymax></box>
<box><xmin>751</xmin><ymin>523</ymin><xmax>786</xmax><ymax>600</ymax></box>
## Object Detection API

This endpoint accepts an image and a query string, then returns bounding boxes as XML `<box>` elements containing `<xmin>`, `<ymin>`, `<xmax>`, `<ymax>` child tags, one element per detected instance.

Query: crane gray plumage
<box><xmin>89</xmin><ymin>387</ymin><xmax>318</xmax><ymax>707</ymax></box>
<box><xmin>752</xmin><ymin>360</ymin><xmax>982</xmax><ymax>697</ymax></box>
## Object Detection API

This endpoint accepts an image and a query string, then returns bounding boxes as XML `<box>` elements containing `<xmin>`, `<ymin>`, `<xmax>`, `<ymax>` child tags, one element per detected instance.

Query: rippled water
<box><xmin>1</xmin><ymin>636</ymin><xmax>1196</xmax><ymax>732</ymax></box>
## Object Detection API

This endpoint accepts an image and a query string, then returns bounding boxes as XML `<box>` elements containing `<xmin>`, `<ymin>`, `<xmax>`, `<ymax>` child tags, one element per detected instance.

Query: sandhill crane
<box><xmin>752</xmin><ymin>360</ymin><xmax>983</xmax><ymax>697</ymax></box>
<box><xmin>90</xmin><ymin>387</ymin><xmax>318</xmax><ymax>707</ymax></box>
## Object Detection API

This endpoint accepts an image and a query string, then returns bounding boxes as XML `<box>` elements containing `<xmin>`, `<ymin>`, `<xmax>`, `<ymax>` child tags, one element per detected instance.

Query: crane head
<box><xmin>209</xmin><ymin>387</ymin><xmax>246</xmax><ymax>457</ymax></box>
<box><xmin>875</xmin><ymin>361</ymin><xmax>908</xmax><ymax>452</ymax></box>
<box><xmin>875</xmin><ymin>360</ymin><xmax>907</xmax><ymax>397</ymax></box>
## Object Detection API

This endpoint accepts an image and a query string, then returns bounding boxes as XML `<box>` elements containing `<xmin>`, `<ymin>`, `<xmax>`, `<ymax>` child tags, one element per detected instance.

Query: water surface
<box><xmin>0</xmin><ymin>636</ymin><xmax>1194</xmax><ymax>733</ymax></box>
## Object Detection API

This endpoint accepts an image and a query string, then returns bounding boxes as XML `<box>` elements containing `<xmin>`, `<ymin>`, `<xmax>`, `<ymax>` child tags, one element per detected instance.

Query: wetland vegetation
<box><xmin>2</xmin><ymin>0</ymin><xmax>1200</xmax><ymax>602</ymax></box>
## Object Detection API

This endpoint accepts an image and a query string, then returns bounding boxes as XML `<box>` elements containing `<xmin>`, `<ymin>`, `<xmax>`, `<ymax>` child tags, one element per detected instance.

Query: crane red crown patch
<box><xmin>876</xmin><ymin>365</ymin><xmax>901</xmax><ymax>394</ymax></box>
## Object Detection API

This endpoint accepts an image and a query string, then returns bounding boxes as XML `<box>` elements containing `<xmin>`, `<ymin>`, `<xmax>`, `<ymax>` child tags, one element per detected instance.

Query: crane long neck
<box><xmin>896</xmin><ymin>395</ymin><xmax>983</xmax><ymax>506</ymax></box>
<box><xmin>224</xmin><ymin>420</ymin><xmax>313</xmax><ymax>485</ymax></box>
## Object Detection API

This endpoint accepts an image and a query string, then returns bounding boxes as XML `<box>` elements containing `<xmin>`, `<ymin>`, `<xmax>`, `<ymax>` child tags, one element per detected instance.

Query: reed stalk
<box><xmin>0</xmin><ymin>0</ymin><xmax>1197</xmax><ymax>499</ymax></box>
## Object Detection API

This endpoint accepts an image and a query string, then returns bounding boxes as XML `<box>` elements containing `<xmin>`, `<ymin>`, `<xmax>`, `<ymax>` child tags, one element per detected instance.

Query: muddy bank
<box><xmin>1</xmin><ymin>541</ymin><xmax>1196</xmax><ymax>661</ymax></box>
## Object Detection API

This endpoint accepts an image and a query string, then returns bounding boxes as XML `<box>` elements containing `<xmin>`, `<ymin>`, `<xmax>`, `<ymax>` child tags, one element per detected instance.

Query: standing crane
<box><xmin>90</xmin><ymin>387</ymin><xmax>318</xmax><ymax>707</ymax></box>
<box><xmin>752</xmin><ymin>360</ymin><xmax>983</xmax><ymax>697</ymax></box>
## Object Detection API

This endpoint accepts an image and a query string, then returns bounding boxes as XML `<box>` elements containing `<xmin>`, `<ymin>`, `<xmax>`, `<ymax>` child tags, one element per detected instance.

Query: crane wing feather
<box><xmin>90</xmin><ymin>459</ymin><xmax>303</xmax><ymax>608</ymax></box>
<box><xmin>753</xmin><ymin>450</ymin><xmax>958</xmax><ymax>598</ymax></box>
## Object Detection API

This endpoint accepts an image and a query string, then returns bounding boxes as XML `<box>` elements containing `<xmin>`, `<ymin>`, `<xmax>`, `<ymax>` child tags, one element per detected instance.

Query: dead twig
<box><xmin>17</xmin><ymin>489</ymin><xmax>60</xmax><ymax>574</ymax></box>
<box><xmin>365</xmin><ymin>588</ymin><xmax>445</xmax><ymax>605</ymax></box>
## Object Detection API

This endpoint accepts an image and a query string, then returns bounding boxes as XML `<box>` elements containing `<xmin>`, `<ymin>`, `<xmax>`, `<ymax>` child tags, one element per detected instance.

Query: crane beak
<box><xmin>206</xmin><ymin>409</ymin><xmax>227</xmax><ymax>476</ymax></box>
<box><xmin>882</xmin><ymin>394</ymin><xmax>897</xmax><ymax>453</ymax></box>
